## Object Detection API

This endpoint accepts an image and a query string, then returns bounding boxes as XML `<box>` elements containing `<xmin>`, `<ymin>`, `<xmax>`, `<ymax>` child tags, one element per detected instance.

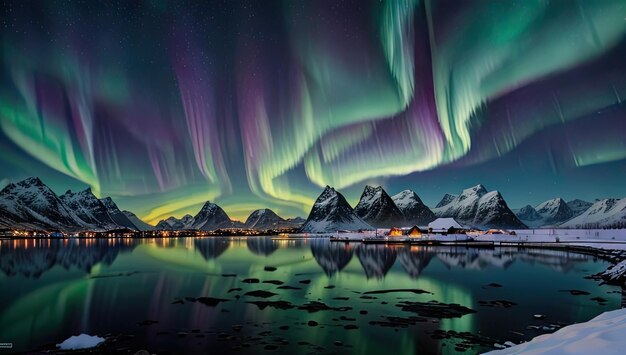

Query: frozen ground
<box><xmin>484</xmin><ymin>308</ymin><xmax>626</xmax><ymax>355</ymax></box>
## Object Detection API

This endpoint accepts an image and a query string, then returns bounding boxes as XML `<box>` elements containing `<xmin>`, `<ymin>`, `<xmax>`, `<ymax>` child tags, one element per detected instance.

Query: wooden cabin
<box><xmin>387</xmin><ymin>227</ymin><xmax>403</xmax><ymax>237</ymax></box>
<box><xmin>407</xmin><ymin>225</ymin><xmax>423</xmax><ymax>237</ymax></box>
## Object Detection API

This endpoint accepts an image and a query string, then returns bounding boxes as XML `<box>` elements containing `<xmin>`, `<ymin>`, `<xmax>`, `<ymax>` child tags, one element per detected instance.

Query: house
<box><xmin>407</xmin><ymin>225</ymin><xmax>423</xmax><ymax>237</ymax></box>
<box><xmin>428</xmin><ymin>218</ymin><xmax>465</xmax><ymax>234</ymax></box>
<box><xmin>387</xmin><ymin>227</ymin><xmax>403</xmax><ymax>237</ymax></box>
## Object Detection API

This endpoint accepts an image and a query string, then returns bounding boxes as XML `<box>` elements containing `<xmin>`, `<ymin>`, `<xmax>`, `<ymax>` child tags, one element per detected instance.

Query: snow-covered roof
<box><xmin>428</xmin><ymin>217</ymin><xmax>462</xmax><ymax>230</ymax></box>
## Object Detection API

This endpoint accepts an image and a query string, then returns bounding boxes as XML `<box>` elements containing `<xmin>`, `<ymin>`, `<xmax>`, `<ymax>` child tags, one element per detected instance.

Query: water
<box><xmin>0</xmin><ymin>237</ymin><xmax>620</xmax><ymax>354</ymax></box>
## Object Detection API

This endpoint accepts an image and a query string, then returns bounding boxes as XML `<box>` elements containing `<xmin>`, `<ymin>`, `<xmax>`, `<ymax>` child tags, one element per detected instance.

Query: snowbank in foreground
<box><xmin>484</xmin><ymin>308</ymin><xmax>626</xmax><ymax>355</ymax></box>
<box><xmin>57</xmin><ymin>334</ymin><xmax>104</xmax><ymax>350</ymax></box>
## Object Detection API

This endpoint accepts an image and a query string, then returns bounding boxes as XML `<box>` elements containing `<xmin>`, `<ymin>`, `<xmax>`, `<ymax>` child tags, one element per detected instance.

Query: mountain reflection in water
<box><xmin>0</xmin><ymin>237</ymin><xmax>593</xmax><ymax>279</ymax></box>
<box><xmin>0</xmin><ymin>236</ymin><xmax>618</xmax><ymax>354</ymax></box>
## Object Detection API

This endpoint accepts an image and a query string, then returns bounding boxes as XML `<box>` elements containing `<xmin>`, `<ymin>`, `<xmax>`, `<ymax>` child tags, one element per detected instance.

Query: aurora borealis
<box><xmin>1</xmin><ymin>0</ymin><xmax>626</xmax><ymax>224</ymax></box>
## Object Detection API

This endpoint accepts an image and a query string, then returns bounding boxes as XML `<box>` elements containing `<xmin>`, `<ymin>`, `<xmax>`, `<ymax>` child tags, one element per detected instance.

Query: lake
<box><xmin>0</xmin><ymin>237</ymin><xmax>621</xmax><ymax>354</ymax></box>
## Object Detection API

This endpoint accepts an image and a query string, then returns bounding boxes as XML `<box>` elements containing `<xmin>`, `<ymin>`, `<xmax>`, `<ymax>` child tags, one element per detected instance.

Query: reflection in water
<box><xmin>398</xmin><ymin>246</ymin><xmax>433</xmax><ymax>278</ymax></box>
<box><xmin>194</xmin><ymin>238</ymin><xmax>230</xmax><ymax>260</ymax></box>
<box><xmin>310</xmin><ymin>239</ymin><xmax>353</xmax><ymax>276</ymax></box>
<box><xmin>434</xmin><ymin>246</ymin><xmax>590</xmax><ymax>272</ymax></box>
<box><xmin>0</xmin><ymin>237</ymin><xmax>617</xmax><ymax>354</ymax></box>
<box><xmin>0</xmin><ymin>239</ymin><xmax>598</xmax><ymax>280</ymax></box>
<box><xmin>246</xmin><ymin>237</ymin><xmax>278</xmax><ymax>256</ymax></box>
<box><xmin>355</xmin><ymin>244</ymin><xmax>397</xmax><ymax>279</ymax></box>
<box><xmin>0</xmin><ymin>238</ymin><xmax>137</xmax><ymax>278</ymax></box>
<box><xmin>435</xmin><ymin>247</ymin><xmax>516</xmax><ymax>270</ymax></box>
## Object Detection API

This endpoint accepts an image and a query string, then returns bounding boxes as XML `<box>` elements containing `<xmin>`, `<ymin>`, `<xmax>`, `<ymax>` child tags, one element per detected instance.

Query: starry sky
<box><xmin>1</xmin><ymin>0</ymin><xmax>626</xmax><ymax>224</ymax></box>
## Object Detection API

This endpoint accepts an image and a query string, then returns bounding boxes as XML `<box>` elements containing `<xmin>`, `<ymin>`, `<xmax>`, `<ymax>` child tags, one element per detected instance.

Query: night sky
<box><xmin>1</xmin><ymin>0</ymin><xmax>625</xmax><ymax>224</ymax></box>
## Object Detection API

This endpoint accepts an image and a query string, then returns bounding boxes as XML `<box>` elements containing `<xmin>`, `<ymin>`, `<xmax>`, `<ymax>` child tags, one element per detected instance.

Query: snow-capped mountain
<box><xmin>561</xmin><ymin>198</ymin><xmax>626</xmax><ymax>228</ymax></box>
<box><xmin>244</xmin><ymin>208</ymin><xmax>301</xmax><ymax>230</ymax></box>
<box><xmin>122</xmin><ymin>211</ymin><xmax>155</xmax><ymax>231</ymax></box>
<box><xmin>60</xmin><ymin>188</ymin><xmax>117</xmax><ymax>230</ymax></box>
<box><xmin>155</xmin><ymin>202</ymin><xmax>244</xmax><ymax>231</ymax></box>
<box><xmin>514</xmin><ymin>205</ymin><xmax>544</xmax><ymax>227</ymax></box>
<box><xmin>0</xmin><ymin>177</ymin><xmax>85</xmax><ymax>231</ymax></box>
<box><xmin>0</xmin><ymin>208</ymin><xmax>21</xmax><ymax>229</ymax></box>
<box><xmin>245</xmin><ymin>209</ymin><xmax>283</xmax><ymax>229</ymax></box>
<box><xmin>156</xmin><ymin>215</ymin><xmax>195</xmax><ymax>230</ymax></box>
<box><xmin>567</xmin><ymin>199</ymin><xmax>593</xmax><ymax>217</ymax></box>
<box><xmin>192</xmin><ymin>201</ymin><xmax>242</xmax><ymax>230</ymax></box>
<box><xmin>435</xmin><ymin>193</ymin><xmax>457</xmax><ymax>208</ymax></box>
<box><xmin>100</xmin><ymin>197</ymin><xmax>138</xmax><ymax>230</ymax></box>
<box><xmin>354</xmin><ymin>185</ymin><xmax>406</xmax><ymax>228</ymax></box>
<box><xmin>515</xmin><ymin>205</ymin><xmax>543</xmax><ymax>221</ymax></box>
<box><xmin>432</xmin><ymin>184</ymin><xmax>526</xmax><ymax>229</ymax></box>
<box><xmin>300</xmin><ymin>186</ymin><xmax>372</xmax><ymax>233</ymax></box>
<box><xmin>535</xmin><ymin>198</ymin><xmax>574</xmax><ymax>225</ymax></box>
<box><xmin>391</xmin><ymin>189</ymin><xmax>436</xmax><ymax>226</ymax></box>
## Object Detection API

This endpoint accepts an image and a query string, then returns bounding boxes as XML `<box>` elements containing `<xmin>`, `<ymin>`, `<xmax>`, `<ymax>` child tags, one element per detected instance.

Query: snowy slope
<box><xmin>244</xmin><ymin>209</ymin><xmax>297</xmax><ymax>230</ymax></box>
<box><xmin>435</xmin><ymin>193</ymin><xmax>457</xmax><ymax>208</ymax></box>
<box><xmin>60</xmin><ymin>188</ymin><xmax>118</xmax><ymax>230</ymax></box>
<box><xmin>567</xmin><ymin>199</ymin><xmax>593</xmax><ymax>217</ymax></box>
<box><xmin>354</xmin><ymin>185</ymin><xmax>406</xmax><ymax>228</ymax></box>
<box><xmin>391</xmin><ymin>189</ymin><xmax>436</xmax><ymax>226</ymax></box>
<box><xmin>122</xmin><ymin>211</ymin><xmax>155</xmax><ymax>231</ymax></box>
<box><xmin>156</xmin><ymin>215</ymin><xmax>195</xmax><ymax>230</ymax></box>
<box><xmin>561</xmin><ymin>198</ymin><xmax>626</xmax><ymax>228</ymax></box>
<box><xmin>535</xmin><ymin>198</ymin><xmax>574</xmax><ymax>225</ymax></box>
<box><xmin>514</xmin><ymin>205</ymin><xmax>545</xmax><ymax>228</ymax></box>
<box><xmin>192</xmin><ymin>201</ymin><xmax>242</xmax><ymax>231</ymax></box>
<box><xmin>100</xmin><ymin>197</ymin><xmax>138</xmax><ymax>230</ymax></box>
<box><xmin>154</xmin><ymin>202</ymin><xmax>243</xmax><ymax>231</ymax></box>
<box><xmin>0</xmin><ymin>177</ymin><xmax>85</xmax><ymax>231</ymax></box>
<box><xmin>300</xmin><ymin>186</ymin><xmax>372</xmax><ymax>233</ymax></box>
<box><xmin>432</xmin><ymin>184</ymin><xmax>525</xmax><ymax>229</ymax></box>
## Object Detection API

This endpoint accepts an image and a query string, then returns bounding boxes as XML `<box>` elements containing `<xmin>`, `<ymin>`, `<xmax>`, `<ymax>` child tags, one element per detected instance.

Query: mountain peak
<box><xmin>391</xmin><ymin>189</ymin><xmax>435</xmax><ymax>225</ymax></box>
<box><xmin>244</xmin><ymin>208</ymin><xmax>291</xmax><ymax>230</ymax></box>
<box><xmin>192</xmin><ymin>201</ymin><xmax>237</xmax><ymax>230</ymax></box>
<box><xmin>19</xmin><ymin>176</ymin><xmax>44</xmax><ymax>186</ymax></box>
<box><xmin>200</xmin><ymin>201</ymin><xmax>218</xmax><ymax>210</ymax></box>
<box><xmin>435</xmin><ymin>193</ymin><xmax>458</xmax><ymax>208</ymax></box>
<box><xmin>462</xmin><ymin>184</ymin><xmax>487</xmax><ymax>195</ymax></box>
<box><xmin>434</xmin><ymin>185</ymin><xmax>525</xmax><ymax>228</ymax></box>
<box><xmin>300</xmin><ymin>186</ymin><xmax>371</xmax><ymax>233</ymax></box>
<box><xmin>535</xmin><ymin>198</ymin><xmax>573</xmax><ymax>224</ymax></box>
<box><xmin>354</xmin><ymin>185</ymin><xmax>405</xmax><ymax>228</ymax></box>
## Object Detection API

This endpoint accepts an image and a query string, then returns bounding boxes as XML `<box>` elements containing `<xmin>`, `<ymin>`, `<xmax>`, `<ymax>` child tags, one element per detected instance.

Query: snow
<box><xmin>561</xmin><ymin>198</ymin><xmax>626</xmax><ymax>229</ymax></box>
<box><xmin>567</xmin><ymin>199</ymin><xmax>593</xmax><ymax>216</ymax></box>
<box><xmin>535</xmin><ymin>198</ymin><xmax>574</xmax><ymax>224</ymax></box>
<box><xmin>300</xmin><ymin>186</ymin><xmax>373</xmax><ymax>233</ymax></box>
<box><xmin>56</xmin><ymin>334</ymin><xmax>105</xmax><ymax>350</ymax></box>
<box><xmin>436</xmin><ymin>193</ymin><xmax>458</xmax><ymax>208</ymax></box>
<box><xmin>244</xmin><ymin>208</ymin><xmax>291</xmax><ymax>230</ymax></box>
<box><xmin>431</xmin><ymin>185</ymin><xmax>523</xmax><ymax>228</ymax></box>
<box><xmin>428</xmin><ymin>217</ymin><xmax>462</xmax><ymax>229</ymax></box>
<box><xmin>484</xmin><ymin>308</ymin><xmax>626</xmax><ymax>355</ymax></box>
<box><xmin>123</xmin><ymin>210</ymin><xmax>155</xmax><ymax>231</ymax></box>
<box><xmin>391</xmin><ymin>190</ymin><xmax>419</xmax><ymax>209</ymax></box>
